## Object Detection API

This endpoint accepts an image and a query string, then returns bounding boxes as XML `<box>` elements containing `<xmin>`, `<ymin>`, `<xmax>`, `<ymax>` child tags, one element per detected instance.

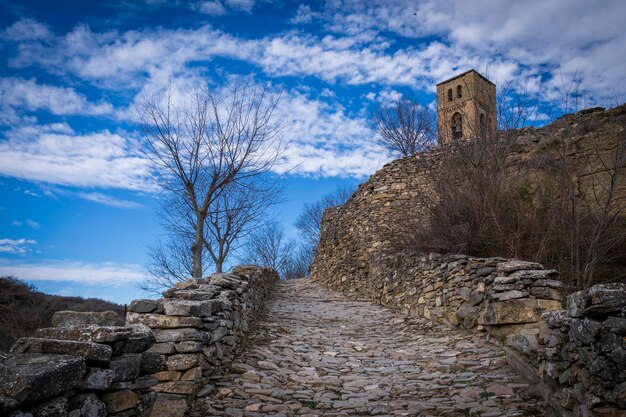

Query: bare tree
<box><xmin>203</xmin><ymin>177</ymin><xmax>282</xmax><ymax>273</ymax></box>
<box><xmin>140</xmin><ymin>78</ymin><xmax>283</xmax><ymax>281</ymax></box>
<box><xmin>282</xmin><ymin>243</ymin><xmax>312</xmax><ymax>279</ymax></box>
<box><xmin>244</xmin><ymin>222</ymin><xmax>296</xmax><ymax>278</ymax></box>
<box><xmin>373</xmin><ymin>94</ymin><xmax>437</xmax><ymax>157</ymax></box>
<box><xmin>295</xmin><ymin>185</ymin><xmax>355</xmax><ymax>251</ymax></box>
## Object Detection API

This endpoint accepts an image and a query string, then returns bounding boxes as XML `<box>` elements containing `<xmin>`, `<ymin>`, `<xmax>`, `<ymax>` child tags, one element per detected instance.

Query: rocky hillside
<box><xmin>0</xmin><ymin>276</ymin><xmax>125</xmax><ymax>352</ymax></box>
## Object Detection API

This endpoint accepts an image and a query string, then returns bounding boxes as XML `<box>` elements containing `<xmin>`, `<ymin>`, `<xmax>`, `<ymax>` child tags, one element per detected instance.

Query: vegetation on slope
<box><xmin>0</xmin><ymin>276</ymin><xmax>125</xmax><ymax>352</ymax></box>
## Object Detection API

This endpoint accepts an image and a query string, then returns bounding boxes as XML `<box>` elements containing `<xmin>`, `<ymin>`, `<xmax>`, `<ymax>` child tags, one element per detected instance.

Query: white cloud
<box><xmin>0</xmin><ymin>259</ymin><xmax>145</xmax><ymax>285</ymax></box>
<box><xmin>195</xmin><ymin>0</ymin><xmax>254</xmax><ymax>15</ymax></box>
<box><xmin>321</xmin><ymin>0</ymin><xmax>626</xmax><ymax>104</ymax></box>
<box><xmin>274</xmin><ymin>91</ymin><xmax>391</xmax><ymax>177</ymax></box>
<box><xmin>1</xmin><ymin>4</ymin><xmax>623</xmax><ymax>183</ymax></box>
<box><xmin>197</xmin><ymin>0</ymin><xmax>226</xmax><ymax>14</ymax></box>
<box><xmin>0</xmin><ymin>77</ymin><xmax>114</xmax><ymax>121</ymax></box>
<box><xmin>5</xmin><ymin>4</ymin><xmax>625</xmax><ymax>108</ymax></box>
<box><xmin>76</xmin><ymin>192</ymin><xmax>143</xmax><ymax>209</ymax></box>
<box><xmin>224</xmin><ymin>0</ymin><xmax>254</xmax><ymax>12</ymax></box>
<box><xmin>1</xmin><ymin>18</ymin><xmax>52</xmax><ymax>41</ymax></box>
<box><xmin>12</xmin><ymin>219</ymin><xmax>40</xmax><ymax>229</ymax></box>
<box><xmin>290</xmin><ymin>4</ymin><xmax>318</xmax><ymax>24</ymax></box>
<box><xmin>0</xmin><ymin>123</ymin><xmax>154</xmax><ymax>190</ymax></box>
<box><xmin>0</xmin><ymin>238</ymin><xmax>37</xmax><ymax>254</ymax></box>
<box><xmin>26</xmin><ymin>220</ymin><xmax>40</xmax><ymax>229</ymax></box>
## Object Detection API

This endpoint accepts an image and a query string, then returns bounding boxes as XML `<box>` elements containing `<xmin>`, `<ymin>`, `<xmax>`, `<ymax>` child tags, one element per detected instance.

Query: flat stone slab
<box><xmin>126</xmin><ymin>312</ymin><xmax>203</xmax><ymax>329</ymax></box>
<box><xmin>0</xmin><ymin>353</ymin><xmax>85</xmax><ymax>406</ymax></box>
<box><xmin>162</xmin><ymin>299</ymin><xmax>218</xmax><ymax>317</ymax></box>
<box><xmin>10</xmin><ymin>338</ymin><xmax>112</xmax><ymax>363</ymax></box>
<box><xmin>34</xmin><ymin>326</ymin><xmax>133</xmax><ymax>344</ymax></box>
<box><xmin>51</xmin><ymin>311</ymin><xmax>123</xmax><ymax>327</ymax></box>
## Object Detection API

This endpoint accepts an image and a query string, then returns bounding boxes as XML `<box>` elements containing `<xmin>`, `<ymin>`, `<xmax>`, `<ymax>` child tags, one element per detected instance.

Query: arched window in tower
<box><xmin>480</xmin><ymin>113</ymin><xmax>486</xmax><ymax>135</ymax></box>
<box><xmin>451</xmin><ymin>112</ymin><xmax>463</xmax><ymax>139</ymax></box>
<box><xmin>447</xmin><ymin>88</ymin><xmax>453</xmax><ymax>101</ymax></box>
<box><xmin>457</xmin><ymin>85</ymin><xmax>462</xmax><ymax>98</ymax></box>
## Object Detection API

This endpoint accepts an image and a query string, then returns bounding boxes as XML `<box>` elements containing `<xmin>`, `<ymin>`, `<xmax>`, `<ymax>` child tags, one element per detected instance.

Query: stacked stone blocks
<box><xmin>0</xmin><ymin>265</ymin><xmax>279</xmax><ymax>417</ymax></box>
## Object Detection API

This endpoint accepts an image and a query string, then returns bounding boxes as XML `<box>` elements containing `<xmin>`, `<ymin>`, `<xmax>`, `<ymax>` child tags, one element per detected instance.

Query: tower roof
<box><xmin>436</xmin><ymin>69</ymin><xmax>495</xmax><ymax>87</ymax></box>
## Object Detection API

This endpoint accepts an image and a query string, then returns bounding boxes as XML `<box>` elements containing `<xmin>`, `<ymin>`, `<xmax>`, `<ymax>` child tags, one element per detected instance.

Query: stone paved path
<box><xmin>191</xmin><ymin>279</ymin><xmax>548</xmax><ymax>417</ymax></box>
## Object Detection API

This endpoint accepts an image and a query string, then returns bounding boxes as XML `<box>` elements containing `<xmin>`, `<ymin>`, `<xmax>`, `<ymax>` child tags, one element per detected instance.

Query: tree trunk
<box><xmin>192</xmin><ymin>213</ymin><xmax>206</xmax><ymax>279</ymax></box>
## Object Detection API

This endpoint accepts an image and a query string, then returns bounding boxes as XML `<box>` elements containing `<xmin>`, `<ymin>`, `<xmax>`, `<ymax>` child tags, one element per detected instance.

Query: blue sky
<box><xmin>0</xmin><ymin>0</ymin><xmax>624</xmax><ymax>304</ymax></box>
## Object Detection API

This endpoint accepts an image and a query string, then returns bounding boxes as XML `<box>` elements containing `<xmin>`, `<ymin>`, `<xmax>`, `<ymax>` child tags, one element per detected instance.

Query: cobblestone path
<box><xmin>192</xmin><ymin>279</ymin><xmax>548</xmax><ymax>417</ymax></box>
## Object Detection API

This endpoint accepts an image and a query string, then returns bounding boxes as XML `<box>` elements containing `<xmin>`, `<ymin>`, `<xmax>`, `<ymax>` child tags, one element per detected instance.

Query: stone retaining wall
<box><xmin>0</xmin><ymin>265</ymin><xmax>279</xmax><ymax>417</ymax></box>
<box><xmin>506</xmin><ymin>283</ymin><xmax>626</xmax><ymax>417</ymax></box>
<box><xmin>350</xmin><ymin>252</ymin><xmax>564</xmax><ymax>332</ymax></box>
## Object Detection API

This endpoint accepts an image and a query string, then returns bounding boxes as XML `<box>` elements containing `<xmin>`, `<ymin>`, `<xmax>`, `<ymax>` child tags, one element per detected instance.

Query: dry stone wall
<box><xmin>0</xmin><ymin>265</ymin><xmax>278</xmax><ymax>417</ymax></box>
<box><xmin>364</xmin><ymin>252</ymin><xmax>563</xmax><ymax>332</ymax></box>
<box><xmin>506</xmin><ymin>283</ymin><xmax>626</xmax><ymax>417</ymax></box>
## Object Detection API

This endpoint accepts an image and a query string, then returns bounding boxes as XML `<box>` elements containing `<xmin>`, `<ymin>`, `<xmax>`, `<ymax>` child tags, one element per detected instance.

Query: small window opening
<box><xmin>447</xmin><ymin>88</ymin><xmax>453</xmax><ymax>101</ymax></box>
<box><xmin>452</xmin><ymin>112</ymin><xmax>463</xmax><ymax>139</ymax></box>
<box><xmin>457</xmin><ymin>85</ymin><xmax>462</xmax><ymax>98</ymax></box>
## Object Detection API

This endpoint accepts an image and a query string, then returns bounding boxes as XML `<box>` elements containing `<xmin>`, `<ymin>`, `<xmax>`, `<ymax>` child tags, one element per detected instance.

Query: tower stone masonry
<box><xmin>436</xmin><ymin>69</ymin><xmax>496</xmax><ymax>144</ymax></box>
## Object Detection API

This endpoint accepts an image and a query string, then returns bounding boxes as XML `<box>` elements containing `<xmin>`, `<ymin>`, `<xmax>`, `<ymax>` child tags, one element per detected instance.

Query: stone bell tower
<box><xmin>436</xmin><ymin>69</ymin><xmax>496</xmax><ymax>144</ymax></box>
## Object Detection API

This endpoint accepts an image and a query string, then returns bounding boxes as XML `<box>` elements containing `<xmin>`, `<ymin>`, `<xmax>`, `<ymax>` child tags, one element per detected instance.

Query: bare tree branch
<box><xmin>372</xmin><ymin>94</ymin><xmax>437</xmax><ymax>157</ymax></box>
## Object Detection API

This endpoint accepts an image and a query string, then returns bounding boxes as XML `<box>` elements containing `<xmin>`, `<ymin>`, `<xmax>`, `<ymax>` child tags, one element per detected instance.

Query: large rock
<box><xmin>161</xmin><ymin>299</ymin><xmax>218</xmax><ymax>317</ymax></box>
<box><xmin>492</xmin><ymin>290</ymin><xmax>528</xmax><ymax>301</ymax></box>
<box><xmin>567</xmin><ymin>289</ymin><xmax>589</xmax><ymax>318</ymax></box>
<box><xmin>585</xmin><ymin>283</ymin><xmax>626</xmax><ymax>317</ymax></box>
<box><xmin>153</xmin><ymin>380</ymin><xmax>199</xmax><ymax>395</ymax></box>
<box><xmin>101</xmin><ymin>390</ymin><xmax>137</xmax><ymax>414</ymax></box>
<box><xmin>149</xmin><ymin>396</ymin><xmax>188</xmax><ymax>417</ymax></box>
<box><xmin>126</xmin><ymin>312</ymin><xmax>202</xmax><ymax>329</ymax></box>
<box><xmin>109</xmin><ymin>354</ymin><xmax>142</xmax><ymax>382</ymax></box>
<box><xmin>530</xmin><ymin>286</ymin><xmax>562</xmax><ymax>300</ymax></box>
<box><xmin>141</xmin><ymin>351</ymin><xmax>165</xmax><ymax>374</ymax></box>
<box><xmin>153</xmin><ymin>329</ymin><xmax>209</xmax><ymax>343</ymax></box>
<box><xmin>128</xmin><ymin>299</ymin><xmax>160</xmax><ymax>313</ymax></box>
<box><xmin>205</xmin><ymin>273</ymin><xmax>245</xmax><ymax>290</ymax></box>
<box><xmin>166</xmin><ymin>354</ymin><xmax>202</xmax><ymax>371</ymax></box>
<box><xmin>80</xmin><ymin>367</ymin><xmax>115</xmax><ymax>390</ymax></box>
<box><xmin>568</xmin><ymin>283</ymin><xmax>626</xmax><ymax>318</ymax></box>
<box><xmin>480</xmin><ymin>300</ymin><xmax>549</xmax><ymax>325</ymax></box>
<box><xmin>32</xmin><ymin>397</ymin><xmax>67</xmax><ymax>417</ymax></box>
<box><xmin>34</xmin><ymin>326</ymin><xmax>132</xmax><ymax>344</ymax></box>
<box><xmin>569</xmin><ymin>318</ymin><xmax>603</xmax><ymax>347</ymax></box>
<box><xmin>10</xmin><ymin>338</ymin><xmax>111</xmax><ymax>363</ymax></box>
<box><xmin>69</xmin><ymin>394</ymin><xmax>106</xmax><ymax>417</ymax></box>
<box><xmin>508</xmin><ymin>269</ymin><xmax>558</xmax><ymax>280</ymax></box>
<box><xmin>506</xmin><ymin>329</ymin><xmax>540</xmax><ymax>354</ymax></box>
<box><xmin>51</xmin><ymin>311</ymin><xmax>123</xmax><ymax>327</ymax></box>
<box><xmin>0</xmin><ymin>353</ymin><xmax>85</xmax><ymax>406</ymax></box>
<box><xmin>169</xmin><ymin>288</ymin><xmax>220</xmax><ymax>300</ymax></box>
<box><xmin>496</xmin><ymin>260</ymin><xmax>543</xmax><ymax>273</ymax></box>
<box><xmin>123</xmin><ymin>325</ymin><xmax>156</xmax><ymax>353</ymax></box>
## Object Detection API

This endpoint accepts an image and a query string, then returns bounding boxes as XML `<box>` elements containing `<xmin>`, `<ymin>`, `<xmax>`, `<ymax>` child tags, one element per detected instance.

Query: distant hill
<box><xmin>0</xmin><ymin>276</ymin><xmax>126</xmax><ymax>352</ymax></box>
